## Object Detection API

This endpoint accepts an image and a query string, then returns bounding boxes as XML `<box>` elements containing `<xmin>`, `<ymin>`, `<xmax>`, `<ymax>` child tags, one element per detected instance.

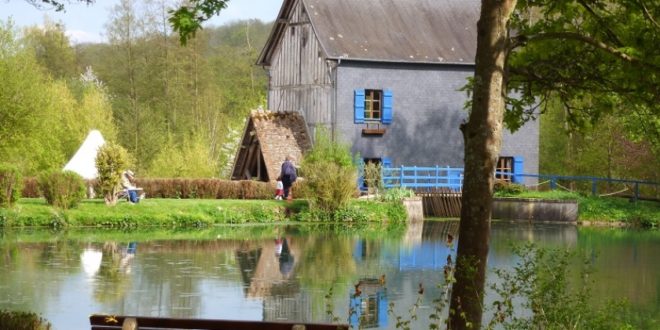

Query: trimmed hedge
<box><xmin>21</xmin><ymin>178</ymin><xmax>274</xmax><ymax>200</ymax></box>
<box><xmin>134</xmin><ymin>179</ymin><xmax>274</xmax><ymax>199</ymax></box>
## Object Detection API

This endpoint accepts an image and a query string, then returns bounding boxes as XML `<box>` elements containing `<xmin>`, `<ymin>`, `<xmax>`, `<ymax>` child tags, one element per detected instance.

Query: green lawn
<box><xmin>0</xmin><ymin>198</ymin><xmax>406</xmax><ymax>229</ymax></box>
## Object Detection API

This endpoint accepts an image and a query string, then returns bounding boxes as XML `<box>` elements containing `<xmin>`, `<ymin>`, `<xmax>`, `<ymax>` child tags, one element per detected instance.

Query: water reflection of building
<box><xmin>354</xmin><ymin>222</ymin><xmax>459</xmax><ymax>271</ymax></box>
<box><xmin>235</xmin><ymin>238</ymin><xmax>313</xmax><ymax>322</ymax></box>
<box><xmin>350</xmin><ymin>278</ymin><xmax>387</xmax><ymax>329</ymax></box>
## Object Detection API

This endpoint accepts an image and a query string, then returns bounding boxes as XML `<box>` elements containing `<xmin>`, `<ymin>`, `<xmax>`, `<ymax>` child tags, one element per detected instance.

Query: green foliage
<box><xmin>300</xmin><ymin>128</ymin><xmax>358</xmax><ymax>212</ymax></box>
<box><xmin>0</xmin><ymin>21</ymin><xmax>119</xmax><ymax>178</ymax></box>
<box><xmin>148</xmin><ymin>134</ymin><xmax>217</xmax><ymax>178</ymax></box>
<box><xmin>95</xmin><ymin>143</ymin><xmax>129</xmax><ymax>206</ymax></box>
<box><xmin>0</xmin><ymin>22</ymin><xmax>64</xmax><ymax>174</ymax></box>
<box><xmin>540</xmin><ymin>98</ymin><xmax>659</xmax><ymax>186</ymax></box>
<box><xmin>363</xmin><ymin>160</ymin><xmax>383</xmax><ymax>195</ymax></box>
<box><xmin>168</xmin><ymin>0</ymin><xmax>229</xmax><ymax>45</ymax></box>
<box><xmin>0</xmin><ymin>309</ymin><xmax>51</xmax><ymax>330</ymax></box>
<box><xmin>493</xmin><ymin>180</ymin><xmax>527</xmax><ymax>196</ymax></box>
<box><xmin>578</xmin><ymin>196</ymin><xmax>659</xmax><ymax>228</ymax></box>
<box><xmin>37</xmin><ymin>170</ymin><xmax>85</xmax><ymax>209</ymax></box>
<box><xmin>22</xmin><ymin>20</ymin><xmax>77</xmax><ymax>80</ymax></box>
<box><xmin>487</xmin><ymin>244</ymin><xmax>636</xmax><ymax>329</ymax></box>
<box><xmin>293</xmin><ymin>200</ymin><xmax>407</xmax><ymax>226</ymax></box>
<box><xmin>507</xmin><ymin>1</ymin><xmax>659</xmax><ymax>149</ymax></box>
<box><xmin>0</xmin><ymin>164</ymin><xmax>22</xmax><ymax>208</ymax></box>
<box><xmin>494</xmin><ymin>189</ymin><xmax>581</xmax><ymax>200</ymax></box>
<box><xmin>381</xmin><ymin>187</ymin><xmax>416</xmax><ymax>203</ymax></box>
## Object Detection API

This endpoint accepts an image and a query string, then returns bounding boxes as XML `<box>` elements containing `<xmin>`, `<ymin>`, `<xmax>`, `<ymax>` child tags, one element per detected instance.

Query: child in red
<box><xmin>275</xmin><ymin>177</ymin><xmax>284</xmax><ymax>200</ymax></box>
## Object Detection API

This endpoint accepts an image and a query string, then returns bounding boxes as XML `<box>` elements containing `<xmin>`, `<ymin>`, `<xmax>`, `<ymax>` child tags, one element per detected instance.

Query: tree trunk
<box><xmin>449</xmin><ymin>1</ymin><xmax>517</xmax><ymax>329</ymax></box>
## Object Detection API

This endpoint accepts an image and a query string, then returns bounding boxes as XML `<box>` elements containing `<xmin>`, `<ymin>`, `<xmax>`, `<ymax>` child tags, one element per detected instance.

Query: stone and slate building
<box><xmin>232</xmin><ymin>111</ymin><xmax>312</xmax><ymax>181</ymax></box>
<box><xmin>248</xmin><ymin>0</ymin><xmax>539</xmax><ymax>182</ymax></box>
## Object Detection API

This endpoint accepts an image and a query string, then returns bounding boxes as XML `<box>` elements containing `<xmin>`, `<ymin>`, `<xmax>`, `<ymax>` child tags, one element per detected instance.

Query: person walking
<box><xmin>280</xmin><ymin>155</ymin><xmax>297</xmax><ymax>200</ymax></box>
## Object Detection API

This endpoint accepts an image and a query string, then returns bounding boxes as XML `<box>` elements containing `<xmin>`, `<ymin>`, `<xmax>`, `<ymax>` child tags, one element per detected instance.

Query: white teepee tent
<box><xmin>63</xmin><ymin>130</ymin><xmax>106</xmax><ymax>180</ymax></box>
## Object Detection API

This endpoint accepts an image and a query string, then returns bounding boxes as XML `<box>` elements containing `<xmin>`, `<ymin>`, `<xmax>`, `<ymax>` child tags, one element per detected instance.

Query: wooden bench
<box><xmin>90</xmin><ymin>314</ymin><xmax>349</xmax><ymax>330</ymax></box>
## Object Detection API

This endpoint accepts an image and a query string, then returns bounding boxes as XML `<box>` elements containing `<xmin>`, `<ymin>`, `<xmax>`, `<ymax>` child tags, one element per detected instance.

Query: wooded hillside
<box><xmin>0</xmin><ymin>4</ymin><xmax>271</xmax><ymax>178</ymax></box>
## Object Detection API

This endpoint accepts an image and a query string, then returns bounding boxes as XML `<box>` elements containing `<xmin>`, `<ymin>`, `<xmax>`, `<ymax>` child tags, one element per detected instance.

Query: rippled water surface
<box><xmin>0</xmin><ymin>222</ymin><xmax>657</xmax><ymax>329</ymax></box>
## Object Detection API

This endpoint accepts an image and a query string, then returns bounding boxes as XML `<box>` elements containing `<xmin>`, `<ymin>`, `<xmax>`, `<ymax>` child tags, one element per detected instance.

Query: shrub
<box><xmin>381</xmin><ymin>187</ymin><xmax>415</xmax><ymax>202</ymax></box>
<box><xmin>38</xmin><ymin>170</ymin><xmax>86</xmax><ymax>209</ymax></box>
<box><xmin>493</xmin><ymin>179</ymin><xmax>527</xmax><ymax>196</ymax></box>
<box><xmin>488</xmin><ymin>244</ymin><xmax>636</xmax><ymax>329</ymax></box>
<box><xmin>0</xmin><ymin>310</ymin><xmax>51</xmax><ymax>330</ymax></box>
<box><xmin>363</xmin><ymin>161</ymin><xmax>383</xmax><ymax>195</ymax></box>
<box><xmin>21</xmin><ymin>177</ymin><xmax>39</xmax><ymax>198</ymax></box>
<box><xmin>300</xmin><ymin>127</ymin><xmax>358</xmax><ymax>212</ymax></box>
<box><xmin>0</xmin><ymin>164</ymin><xmax>22</xmax><ymax>208</ymax></box>
<box><xmin>95</xmin><ymin>143</ymin><xmax>129</xmax><ymax>205</ymax></box>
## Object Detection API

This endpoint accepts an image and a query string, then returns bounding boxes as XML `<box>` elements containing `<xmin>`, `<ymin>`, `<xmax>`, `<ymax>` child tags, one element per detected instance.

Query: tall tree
<box><xmin>449</xmin><ymin>2</ymin><xmax>518</xmax><ymax>329</ymax></box>
<box><xmin>22</xmin><ymin>18</ymin><xmax>77</xmax><ymax>80</ymax></box>
<box><xmin>450</xmin><ymin>1</ymin><xmax>659</xmax><ymax>329</ymax></box>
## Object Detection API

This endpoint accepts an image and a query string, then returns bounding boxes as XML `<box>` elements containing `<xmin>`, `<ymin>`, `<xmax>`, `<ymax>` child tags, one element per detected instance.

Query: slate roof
<box><xmin>258</xmin><ymin>0</ymin><xmax>480</xmax><ymax>65</ymax></box>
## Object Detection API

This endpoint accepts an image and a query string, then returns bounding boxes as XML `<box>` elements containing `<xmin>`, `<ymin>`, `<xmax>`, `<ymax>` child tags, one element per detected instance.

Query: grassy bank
<box><xmin>495</xmin><ymin>190</ymin><xmax>659</xmax><ymax>227</ymax></box>
<box><xmin>0</xmin><ymin>198</ymin><xmax>407</xmax><ymax>228</ymax></box>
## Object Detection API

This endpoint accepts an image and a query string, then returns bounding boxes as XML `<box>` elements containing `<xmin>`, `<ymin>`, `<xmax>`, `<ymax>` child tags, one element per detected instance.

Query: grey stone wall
<box><xmin>335</xmin><ymin>61</ymin><xmax>539</xmax><ymax>179</ymax></box>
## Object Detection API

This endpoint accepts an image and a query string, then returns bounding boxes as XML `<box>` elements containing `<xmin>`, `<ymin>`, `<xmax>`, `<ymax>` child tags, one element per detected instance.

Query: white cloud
<box><xmin>66</xmin><ymin>29</ymin><xmax>102</xmax><ymax>44</ymax></box>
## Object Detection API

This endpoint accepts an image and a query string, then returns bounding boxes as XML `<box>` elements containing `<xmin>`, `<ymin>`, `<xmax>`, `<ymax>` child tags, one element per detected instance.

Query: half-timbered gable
<box><xmin>260</xmin><ymin>0</ymin><xmax>334</xmax><ymax>134</ymax></box>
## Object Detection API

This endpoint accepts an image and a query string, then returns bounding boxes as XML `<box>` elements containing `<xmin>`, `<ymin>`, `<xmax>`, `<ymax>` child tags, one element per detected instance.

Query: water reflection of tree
<box><xmin>236</xmin><ymin>245</ymin><xmax>262</xmax><ymax>296</ymax></box>
<box><xmin>93</xmin><ymin>242</ymin><xmax>132</xmax><ymax>304</ymax></box>
<box><xmin>296</xmin><ymin>235</ymin><xmax>357</xmax><ymax>320</ymax></box>
<box><xmin>298</xmin><ymin>236</ymin><xmax>357</xmax><ymax>287</ymax></box>
<box><xmin>0</xmin><ymin>242</ymin><xmax>51</xmax><ymax>312</ymax></box>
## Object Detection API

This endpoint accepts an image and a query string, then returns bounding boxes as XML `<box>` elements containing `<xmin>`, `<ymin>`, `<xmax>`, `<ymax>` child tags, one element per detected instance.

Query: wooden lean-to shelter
<box><xmin>231</xmin><ymin>110</ymin><xmax>312</xmax><ymax>182</ymax></box>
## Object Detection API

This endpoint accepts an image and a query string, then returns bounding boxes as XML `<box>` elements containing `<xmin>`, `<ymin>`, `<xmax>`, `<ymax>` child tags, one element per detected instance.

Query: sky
<box><xmin>0</xmin><ymin>0</ymin><xmax>284</xmax><ymax>44</ymax></box>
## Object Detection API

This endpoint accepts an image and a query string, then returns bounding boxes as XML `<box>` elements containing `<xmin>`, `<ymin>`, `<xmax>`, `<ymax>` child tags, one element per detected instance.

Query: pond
<box><xmin>0</xmin><ymin>222</ymin><xmax>657</xmax><ymax>329</ymax></box>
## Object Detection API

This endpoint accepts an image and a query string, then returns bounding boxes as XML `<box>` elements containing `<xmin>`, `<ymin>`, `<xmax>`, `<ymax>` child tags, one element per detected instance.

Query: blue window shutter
<box><xmin>381</xmin><ymin>157</ymin><xmax>392</xmax><ymax>168</ymax></box>
<box><xmin>354</xmin><ymin>89</ymin><xmax>365</xmax><ymax>124</ymax></box>
<box><xmin>513</xmin><ymin>156</ymin><xmax>524</xmax><ymax>183</ymax></box>
<box><xmin>382</xmin><ymin>89</ymin><xmax>393</xmax><ymax>124</ymax></box>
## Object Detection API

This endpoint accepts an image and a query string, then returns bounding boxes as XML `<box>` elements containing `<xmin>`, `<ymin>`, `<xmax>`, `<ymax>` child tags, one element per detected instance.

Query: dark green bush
<box><xmin>493</xmin><ymin>179</ymin><xmax>527</xmax><ymax>196</ymax></box>
<box><xmin>0</xmin><ymin>309</ymin><xmax>51</xmax><ymax>330</ymax></box>
<box><xmin>38</xmin><ymin>170</ymin><xmax>86</xmax><ymax>209</ymax></box>
<box><xmin>0</xmin><ymin>164</ymin><xmax>22</xmax><ymax>207</ymax></box>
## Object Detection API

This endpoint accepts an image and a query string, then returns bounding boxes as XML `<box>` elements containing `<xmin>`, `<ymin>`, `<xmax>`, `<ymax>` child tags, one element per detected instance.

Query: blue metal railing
<box><xmin>371</xmin><ymin>166</ymin><xmax>659</xmax><ymax>201</ymax></box>
<box><xmin>381</xmin><ymin>166</ymin><xmax>463</xmax><ymax>190</ymax></box>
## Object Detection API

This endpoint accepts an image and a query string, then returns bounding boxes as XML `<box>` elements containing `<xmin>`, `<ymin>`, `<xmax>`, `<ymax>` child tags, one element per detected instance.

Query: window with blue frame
<box><xmin>496</xmin><ymin>156</ymin><xmax>524</xmax><ymax>183</ymax></box>
<box><xmin>354</xmin><ymin>89</ymin><xmax>393</xmax><ymax>124</ymax></box>
<box><xmin>496</xmin><ymin>157</ymin><xmax>513</xmax><ymax>182</ymax></box>
<box><xmin>365</xmin><ymin>90</ymin><xmax>382</xmax><ymax>121</ymax></box>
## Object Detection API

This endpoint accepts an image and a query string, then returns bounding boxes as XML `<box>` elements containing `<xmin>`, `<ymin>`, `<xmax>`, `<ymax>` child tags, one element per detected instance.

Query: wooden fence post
<box><xmin>591</xmin><ymin>178</ymin><xmax>598</xmax><ymax>196</ymax></box>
